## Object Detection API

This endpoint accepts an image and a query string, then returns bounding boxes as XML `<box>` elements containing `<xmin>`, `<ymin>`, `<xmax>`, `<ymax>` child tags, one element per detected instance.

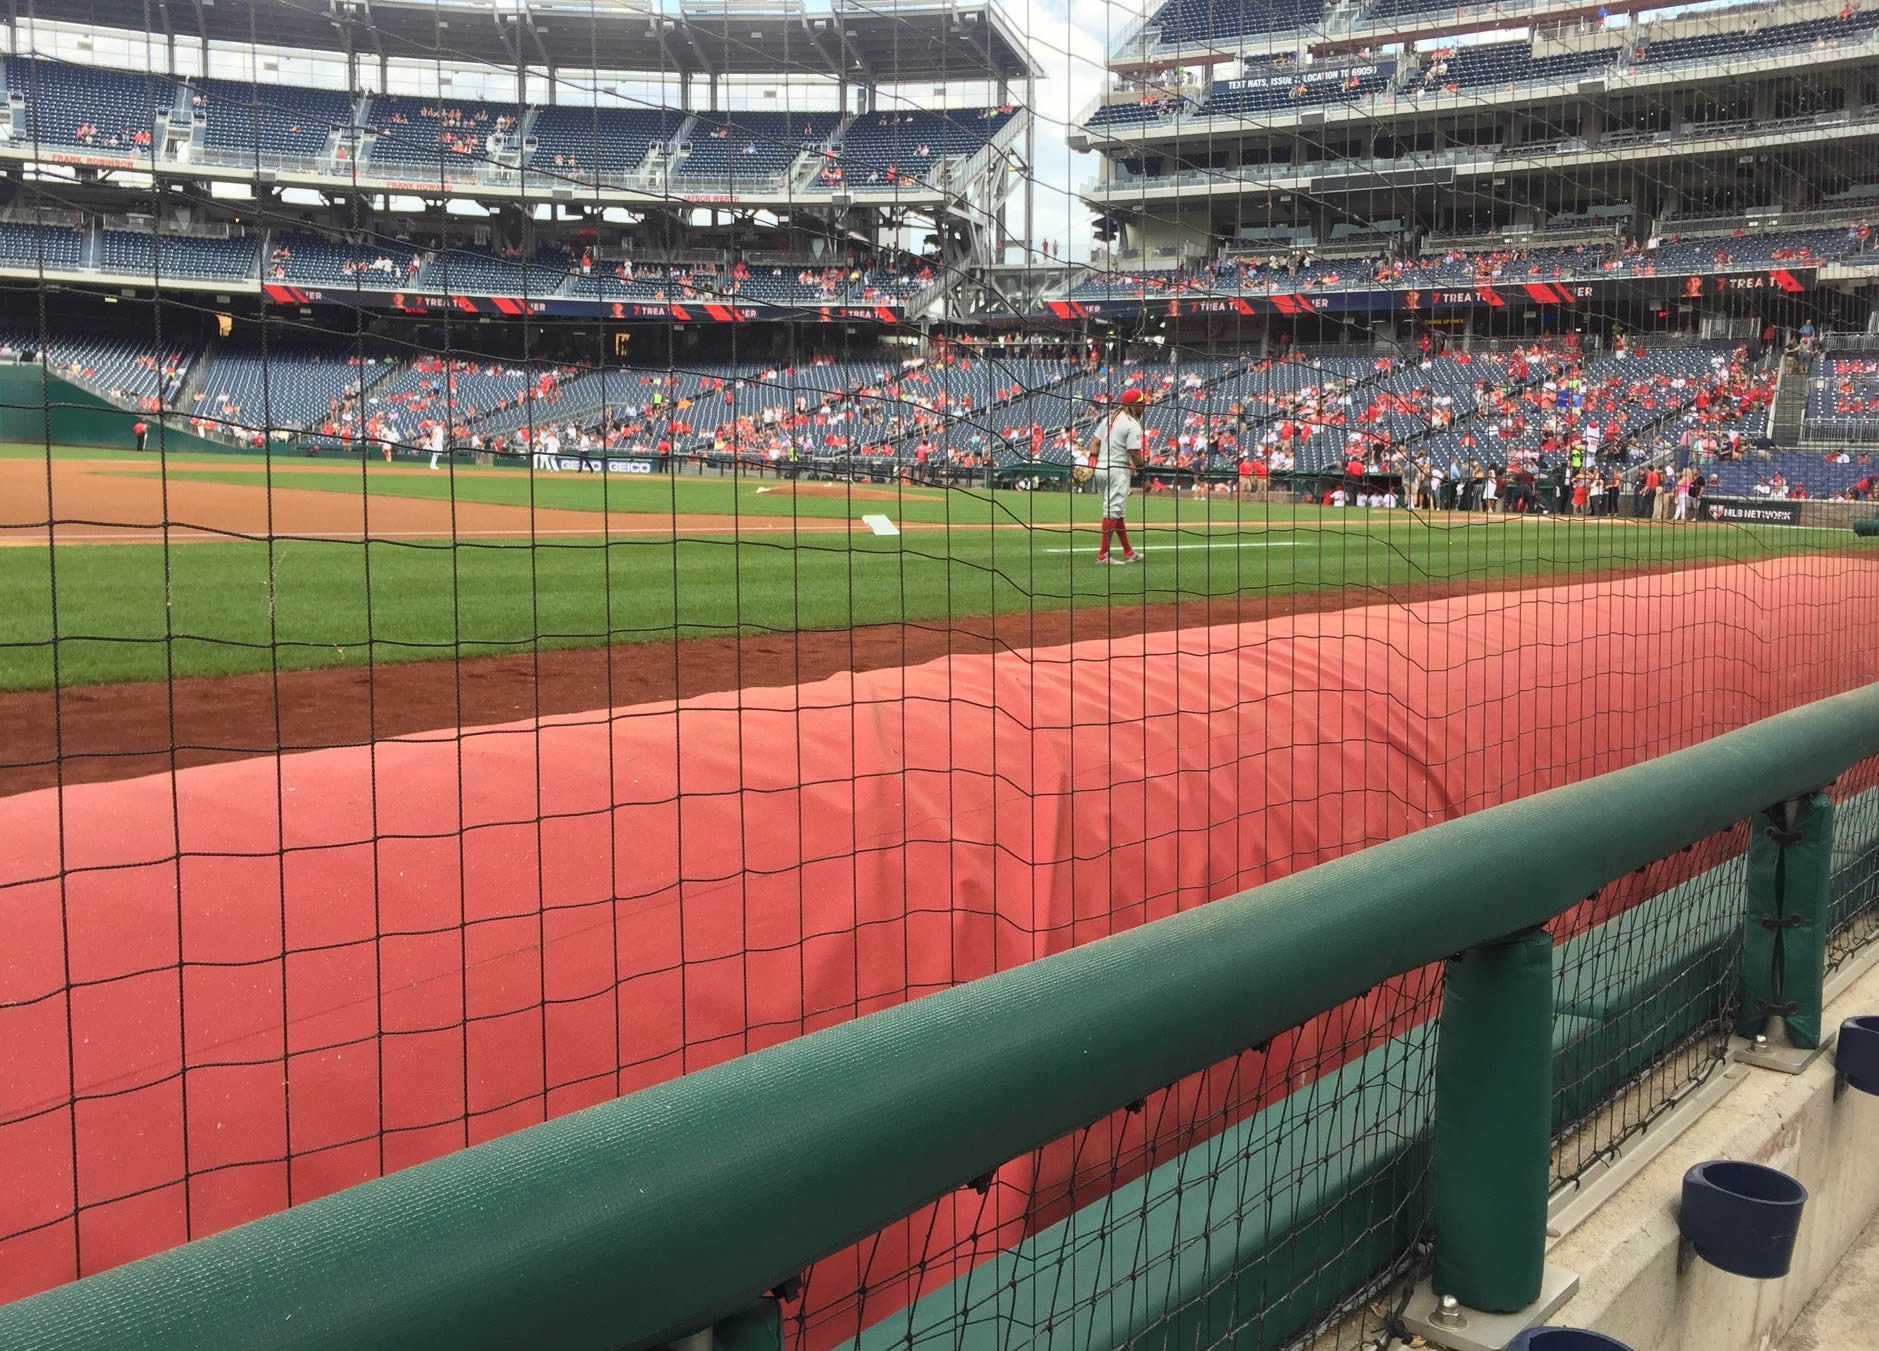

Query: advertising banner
<box><xmin>1702</xmin><ymin>496</ymin><xmax>1805</xmax><ymax>526</ymax></box>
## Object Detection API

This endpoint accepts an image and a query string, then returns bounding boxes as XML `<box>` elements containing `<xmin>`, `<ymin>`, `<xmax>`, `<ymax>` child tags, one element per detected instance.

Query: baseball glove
<box><xmin>1070</xmin><ymin>464</ymin><xmax>1095</xmax><ymax>484</ymax></box>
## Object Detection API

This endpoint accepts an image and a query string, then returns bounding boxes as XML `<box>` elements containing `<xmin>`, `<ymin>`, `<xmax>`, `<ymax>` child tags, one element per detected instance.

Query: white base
<box><xmin>1398</xmin><ymin>1264</ymin><xmax>1581</xmax><ymax>1351</ymax></box>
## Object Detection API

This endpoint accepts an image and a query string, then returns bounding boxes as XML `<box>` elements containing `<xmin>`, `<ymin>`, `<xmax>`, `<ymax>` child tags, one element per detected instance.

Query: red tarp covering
<box><xmin>4</xmin><ymin>554</ymin><xmax>1879</xmax><ymax>1305</ymax></box>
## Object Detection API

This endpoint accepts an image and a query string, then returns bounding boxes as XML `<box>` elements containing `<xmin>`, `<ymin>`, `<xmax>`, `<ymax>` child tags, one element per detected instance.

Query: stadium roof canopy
<box><xmin>36</xmin><ymin>0</ymin><xmax>1042</xmax><ymax>82</ymax></box>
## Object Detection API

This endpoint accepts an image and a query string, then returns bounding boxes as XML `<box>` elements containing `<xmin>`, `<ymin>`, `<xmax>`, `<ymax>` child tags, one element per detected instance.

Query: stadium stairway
<box><xmin>1773</xmin><ymin>352</ymin><xmax>1811</xmax><ymax>445</ymax></box>
<box><xmin>167</xmin><ymin>329</ymin><xmax>220</xmax><ymax>418</ymax></box>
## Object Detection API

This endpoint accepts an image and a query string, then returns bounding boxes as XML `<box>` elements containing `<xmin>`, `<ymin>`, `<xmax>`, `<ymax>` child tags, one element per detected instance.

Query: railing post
<box><xmin>1431</xmin><ymin>927</ymin><xmax>1554</xmax><ymax>1313</ymax></box>
<box><xmin>1738</xmin><ymin>792</ymin><xmax>1835</xmax><ymax>1052</ymax></box>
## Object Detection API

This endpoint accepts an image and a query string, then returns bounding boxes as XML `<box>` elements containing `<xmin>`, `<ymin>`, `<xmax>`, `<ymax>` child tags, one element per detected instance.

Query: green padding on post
<box><xmin>1432</xmin><ymin>929</ymin><xmax>1554</xmax><ymax>1314</ymax></box>
<box><xmin>713</xmin><ymin>1301</ymin><xmax>782</xmax><ymax>1351</ymax></box>
<box><xmin>1739</xmin><ymin>793</ymin><xmax>1834</xmax><ymax>1049</ymax></box>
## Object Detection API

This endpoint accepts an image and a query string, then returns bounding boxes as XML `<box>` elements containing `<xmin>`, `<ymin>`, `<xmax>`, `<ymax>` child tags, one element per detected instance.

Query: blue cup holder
<box><xmin>1508</xmin><ymin>1328</ymin><xmax>1637</xmax><ymax>1351</ymax></box>
<box><xmin>1678</xmin><ymin>1159</ymin><xmax>1807</xmax><ymax>1279</ymax></box>
<box><xmin>1836</xmin><ymin>1015</ymin><xmax>1879</xmax><ymax>1096</ymax></box>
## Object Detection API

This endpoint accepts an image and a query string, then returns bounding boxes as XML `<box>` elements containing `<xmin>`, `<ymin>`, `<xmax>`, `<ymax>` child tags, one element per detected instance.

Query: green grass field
<box><xmin>85</xmin><ymin>458</ymin><xmax>1383</xmax><ymax>527</ymax></box>
<box><xmin>0</xmin><ymin>447</ymin><xmax>1848</xmax><ymax>690</ymax></box>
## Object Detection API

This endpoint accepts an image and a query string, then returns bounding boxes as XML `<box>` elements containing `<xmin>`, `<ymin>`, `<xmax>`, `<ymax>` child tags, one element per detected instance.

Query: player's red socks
<box><xmin>1099</xmin><ymin>517</ymin><xmax>1114</xmax><ymax>559</ymax></box>
<box><xmin>1115</xmin><ymin>522</ymin><xmax>1133</xmax><ymax>558</ymax></box>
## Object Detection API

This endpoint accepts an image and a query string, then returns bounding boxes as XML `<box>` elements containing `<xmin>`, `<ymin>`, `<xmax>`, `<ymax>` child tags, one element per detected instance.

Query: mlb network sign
<box><xmin>1704</xmin><ymin>497</ymin><xmax>1803</xmax><ymax>526</ymax></box>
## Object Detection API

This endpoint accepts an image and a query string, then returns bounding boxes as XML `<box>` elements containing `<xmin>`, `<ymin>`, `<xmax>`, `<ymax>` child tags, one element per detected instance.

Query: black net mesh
<box><xmin>3</xmin><ymin>0</ymin><xmax>1879</xmax><ymax>1345</ymax></box>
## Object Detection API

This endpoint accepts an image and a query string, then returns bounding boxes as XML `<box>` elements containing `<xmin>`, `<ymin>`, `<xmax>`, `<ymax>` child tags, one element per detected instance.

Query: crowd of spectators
<box><xmin>1076</xmin><ymin>222</ymin><xmax>1873</xmax><ymax>302</ymax></box>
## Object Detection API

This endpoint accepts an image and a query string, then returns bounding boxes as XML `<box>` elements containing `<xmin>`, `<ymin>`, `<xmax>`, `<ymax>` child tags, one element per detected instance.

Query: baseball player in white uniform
<box><xmin>428</xmin><ymin>421</ymin><xmax>446</xmax><ymax>470</ymax></box>
<box><xmin>1090</xmin><ymin>388</ymin><xmax>1147</xmax><ymax>563</ymax></box>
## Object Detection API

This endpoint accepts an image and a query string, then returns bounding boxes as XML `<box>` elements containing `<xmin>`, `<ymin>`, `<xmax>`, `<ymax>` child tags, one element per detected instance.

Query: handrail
<box><xmin>7</xmin><ymin>683</ymin><xmax>1879</xmax><ymax>1351</ymax></box>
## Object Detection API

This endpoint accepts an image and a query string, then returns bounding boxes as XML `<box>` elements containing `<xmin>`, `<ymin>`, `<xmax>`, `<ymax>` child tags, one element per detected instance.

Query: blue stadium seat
<box><xmin>0</xmin><ymin>222</ymin><xmax>85</xmax><ymax>271</ymax></box>
<box><xmin>193</xmin><ymin>79</ymin><xmax>353</xmax><ymax>161</ymax></box>
<box><xmin>526</xmin><ymin>105</ymin><xmax>683</xmax><ymax>181</ymax></box>
<box><xmin>363</xmin><ymin>93</ymin><xmax>521</xmax><ymax>174</ymax></box>
<box><xmin>4</xmin><ymin>56</ymin><xmax>177</xmax><ymax>154</ymax></box>
<box><xmin>96</xmin><ymin>231</ymin><xmax>258</xmax><ymax>282</ymax></box>
<box><xmin>670</xmin><ymin>110</ymin><xmax>840</xmax><ymax>188</ymax></box>
<box><xmin>266</xmin><ymin>233</ymin><xmax>422</xmax><ymax>289</ymax></box>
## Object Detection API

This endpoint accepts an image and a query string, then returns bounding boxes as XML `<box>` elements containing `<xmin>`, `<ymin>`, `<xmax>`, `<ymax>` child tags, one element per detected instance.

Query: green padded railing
<box><xmin>5</xmin><ymin>683</ymin><xmax>1879</xmax><ymax>1351</ymax></box>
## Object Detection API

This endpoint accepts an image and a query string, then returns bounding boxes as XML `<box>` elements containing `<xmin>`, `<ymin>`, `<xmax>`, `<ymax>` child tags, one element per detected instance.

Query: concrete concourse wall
<box><xmin>1548</xmin><ymin>952</ymin><xmax>1879</xmax><ymax>1351</ymax></box>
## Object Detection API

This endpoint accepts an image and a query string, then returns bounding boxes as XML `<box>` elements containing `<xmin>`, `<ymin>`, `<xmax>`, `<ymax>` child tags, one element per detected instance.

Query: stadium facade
<box><xmin>0</xmin><ymin>0</ymin><xmax>1877</xmax><ymax>472</ymax></box>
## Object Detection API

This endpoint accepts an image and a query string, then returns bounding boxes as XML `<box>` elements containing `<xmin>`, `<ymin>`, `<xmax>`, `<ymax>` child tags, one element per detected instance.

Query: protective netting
<box><xmin>5</xmin><ymin>0</ymin><xmax>1879</xmax><ymax>1345</ymax></box>
<box><xmin>1546</xmin><ymin>828</ymin><xmax>1746</xmax><ymax>1193</ymax></box>
<box><xmin>1829</xmin><ymin>755</ymin><xmax>1879</xmax><ymax>976</ymax></box>
<box><xmin>791</xmin><ymin>974</ymin><xmax>1441</xmax><ymax>1351</ymax></box>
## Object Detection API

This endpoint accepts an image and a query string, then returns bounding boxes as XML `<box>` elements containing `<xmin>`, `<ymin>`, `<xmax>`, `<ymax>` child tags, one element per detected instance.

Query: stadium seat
<box><xmin>266</xmin><ymin>233</ymin><xmax>422</xmax><ymax>289</ymax></box>
<box><xmin>96</xmin><ymin>231</ymin><xmax>259</xmax><ymax>282</ymax></box>
<box><xmin>192</xmin><ymin>79</ymin><xmax>354</xmax><ymax>163</ymax></box>
<box><xmin>669</xmin><ymin>111</ymin><xmax>840</xmax><ymax>188</ymax></box>
<box><xmin>362</xmin><ymin>92</ymin><xmax>522</xmax><ymax>175</ymax></box>
<box><xmin>190</xmin><ymin>345</ymin><xmax>396</xmax><ymax>438</ymax></box>
<box><xmin>1147</xmin><ymin>0</ymin><xmax>1327</xmax><ymax>45</ymax></box>
<box><xmin>4</xmin><ymin>56</ymin><xmax>179</xmax><ymax>154</ymax></box>
<box><xmin>0</xmin><ymin>222</ymin><xmax>85</xmax><ymax>271</ymax></box>
<box><xmin>526</xmin><ymin>105</ymin><xmax>683</xmax><ymax>182</ymax></box>
<box><xmin>0</xmin><ymin>329</ymin><xmax>195</xmax><ymax>410</ymax></box>
<box><xmin>813</xmin><ymin>107</ymin><xmax>1017</xmax><ymax>189</ymax></box>
<box><xmin>1804</xmin><ymin>353</ymin><xmax>1879</xmax><ymax>446</ymax></box>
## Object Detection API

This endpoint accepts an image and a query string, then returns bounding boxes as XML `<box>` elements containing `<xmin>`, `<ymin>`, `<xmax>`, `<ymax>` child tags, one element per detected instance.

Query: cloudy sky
<box><xmin>1012</xmin><ymin>0</ymin><xmax>1143</xmax><ymax>262</ymax></box>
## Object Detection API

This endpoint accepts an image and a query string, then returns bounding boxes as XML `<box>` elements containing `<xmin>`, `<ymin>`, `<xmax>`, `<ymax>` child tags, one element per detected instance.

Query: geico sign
<box><xmin>555</xmin><ymin>457</ymin><xmax>658</xmax><ymax>474</ymax></box>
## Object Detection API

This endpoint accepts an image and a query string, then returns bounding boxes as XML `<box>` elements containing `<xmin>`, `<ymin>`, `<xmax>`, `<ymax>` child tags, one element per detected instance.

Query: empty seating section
<box><xmin>0</xmin><ymin>222</ymin><xmax>84</xmax><ymax>270</ymax></box>
<box><xmin>1431</xmin><ymin>42</ymin><xmax>1614</xmax><ymax>93</ymax></box>
<box><xmin>527</xmin><ymin>106</ymin><xmax>681</xmax><ymax>179</ymax></box>
<box><xmin>1072</xmin><ymin>269</ymin><xmax>1179</xmax><ymax>300</ymax></box>
<box><xmin>820</xmin><ymin>108</ymin><xmax>1016</xmax><ymax>186</ymax></box>
<box><xmin>363</xmin><ymin>94</ymin><xmax>520</xmax><ymax>172</ymax></box>
<box><xmin>672</xmin><ymin>111</ymin><xmax>840</xmax><ymax>185</ymax></box>
<box><xmin>1806</xmin><ymin>355</ymin><xmax>1879</xmax><ymax>442</ymax></box>
<box><xmin>1150</xmin><ymin>0</ymin><xmax>1327</xmax><ymax>44</ymax></box>
<box><xmin>5</xmin><ymin>57</ymin><xmax>175</xmax><ymax>151</ymax></box>
<box><xmin>1066</xmin><ymin>225</ymin><xmax>1871</xmax><ymax>302</ymax></box>
<box><xmin>1709</xmin><ymin>452</ymin><xmax>1875</xmax><ymax>498</ymax></box>
<box><xmin>97</xmin><ymin>231</ymin><xmax>257</xmax><ymax>281</ymax></box>
<box><xmin>1138</xmin><ymin>0</ymin><xmax>1879</xmax><ymax>56</ymax></box>
<box><xmin>1360</xmin><ymin>0</ymin><xmax>1468</xmax><ymax>21</ymax></box>
<box><xmin>194</xmin><ymin>79</ymin><xmax>353</xmax><ymax>160</ymax></box>
<box><xmin>0</xmin><ymin>329</ymin><xmax>194</xmax><ymax>407</ymax></box>
<box><xmin>1085</xmin><ymin>99</ymin><xmax>1190</xmax><ymax>128</ymax></box>
<box><xmin>191</xmin><ymin>347</ymin><xmax>391</xmax><ymax>433</ymax></box>
<box><xmin>1634</xmin><ymin>11</ymin><xmax>1879</xmax><ymax>69</ymax></box>
<box><xmin>1616</xmin><ymin>229</ymin><xmax>1859</xmax><ymax>272</ymax></box>
<box><xmin>267</xmin><ymin>234</ymin><xmax>421</xmax><ymax>287</ymax></box>
<box><xmin>567</xmin><ymin>259</ymin><xmax>928</xmax><ymax>306</ymax></box>
<box><xmin>415</xmin><ymin>248</ymin><xmax>572</xmax><ymax>296</ymax></box>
